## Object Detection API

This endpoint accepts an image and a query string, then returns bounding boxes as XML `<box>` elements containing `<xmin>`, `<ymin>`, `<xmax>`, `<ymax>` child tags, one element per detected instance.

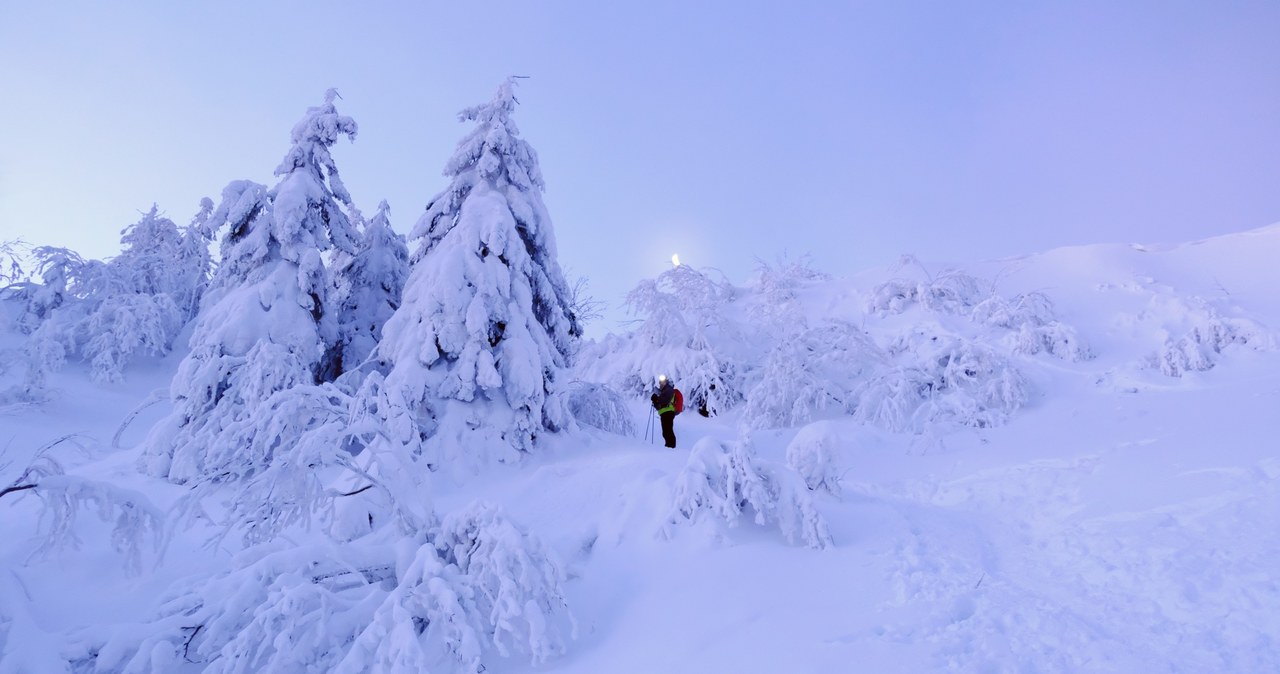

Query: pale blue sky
<box><xmin>2</xmin><ymin>1</ymin><xmax>1278</xmax><ymax>334</ymax></box>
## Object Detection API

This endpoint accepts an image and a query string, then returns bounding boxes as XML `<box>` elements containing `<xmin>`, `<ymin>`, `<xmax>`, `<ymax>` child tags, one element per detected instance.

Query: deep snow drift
<box><xmin>3</xmin><ymin>224</ymin><xmax>1280</xmax><ymax>673</ymax></box>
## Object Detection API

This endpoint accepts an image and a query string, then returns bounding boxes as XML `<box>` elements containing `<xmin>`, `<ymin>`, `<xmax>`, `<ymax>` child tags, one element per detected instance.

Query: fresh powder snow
<box><xmin>2</xmin><ymin>90</ymin><xmax>1278</xmax><ymax>672</ymax></box>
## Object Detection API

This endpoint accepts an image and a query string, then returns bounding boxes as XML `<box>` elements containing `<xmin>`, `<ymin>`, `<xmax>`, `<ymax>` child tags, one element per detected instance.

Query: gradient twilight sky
<box><xmin>2</xmin><ymin>1</ymin><xmax>1278</xmax><ymax>334</ymax></box>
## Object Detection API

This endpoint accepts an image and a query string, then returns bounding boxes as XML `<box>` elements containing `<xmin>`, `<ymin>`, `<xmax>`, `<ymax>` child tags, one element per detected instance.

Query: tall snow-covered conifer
<box><xmin>331</xmin><ymin>200</ymin><xmax>408</xmax><ymax>379</ymax></box>
<box><xmin>141</xmin><ymin>91</ymin><xmax>360</xmax><ymax>482</ymax></box>
<box><xmin>376</xmin><ymin>78</ymin><xmax>581</xmax><ymax>468</ymax></box>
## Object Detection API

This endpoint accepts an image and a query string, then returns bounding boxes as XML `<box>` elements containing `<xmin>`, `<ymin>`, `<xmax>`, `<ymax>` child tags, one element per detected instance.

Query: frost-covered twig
<box><xmin>113</xmin><ymin>387</ymin><xmax>169</xmax><ymax>449</ymax></box>
<box><xmin>0</xmin><ymin>482</ymin><xmax>36</xmax><ymax>499</ymax></box>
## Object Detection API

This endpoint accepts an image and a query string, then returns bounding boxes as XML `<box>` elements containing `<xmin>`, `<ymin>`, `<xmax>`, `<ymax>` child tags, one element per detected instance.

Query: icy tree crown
<box><xmin>413</xmin><ymin>78</ymin><xmax>551</xmax><ymax>257</ymax></box>
<box><xmin>449</xmin><ymin>77</ymin><xmax>543</xmax><ymax>190</ymax></box>
<box><xmin>275</xmin><ymin>88</ymin><xmax>359</xmax><ymax>201</ymax></box>
<box><xmin>270</xmin><ymin>88</ymin><xmax>361</xmax><ymax>261</ymax></box>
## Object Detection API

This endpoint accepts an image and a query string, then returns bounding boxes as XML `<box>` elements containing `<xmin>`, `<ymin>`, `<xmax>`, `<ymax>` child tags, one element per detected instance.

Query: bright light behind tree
<box><xmin>671</xmin><ymin>253</ymin><xmax>681</xmax><ymax>267</ymax></box>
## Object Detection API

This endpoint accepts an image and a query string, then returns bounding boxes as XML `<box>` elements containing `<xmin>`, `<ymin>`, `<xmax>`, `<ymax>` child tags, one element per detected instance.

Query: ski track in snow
<box><xmin>852</xmin><ymin>445</ymin><xmax>1280</xmax><ymax>673</ymax></box>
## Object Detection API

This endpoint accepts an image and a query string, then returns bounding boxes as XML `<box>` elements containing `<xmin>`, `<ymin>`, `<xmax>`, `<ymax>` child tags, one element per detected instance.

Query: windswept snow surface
<box><xmin>4</xmin><ymin>226</ymin><xmax>1280</xmax><ymax>672</ymax></box>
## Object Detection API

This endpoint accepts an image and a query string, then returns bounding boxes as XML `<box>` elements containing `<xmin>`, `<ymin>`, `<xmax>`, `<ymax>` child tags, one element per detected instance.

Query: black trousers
<box><xmin>660</xmin><ymin>411</ymin><xmax>676</xmax><ymax>448</ymax></box>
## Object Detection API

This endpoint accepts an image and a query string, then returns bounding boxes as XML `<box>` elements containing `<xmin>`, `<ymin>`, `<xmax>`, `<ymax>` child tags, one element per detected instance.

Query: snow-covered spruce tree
<box><xmin>374</xmin><ymin>78</ymin><xmax>581</xmax><ymax>469</ymax></box>
<box><xmin>331</xmin><ymin>199</ymin><xmax>408</xmax><ymax>380</ymax></box>
<box><xmin>140</xmin><ymin>90</ymin><xmax>360</xmax><ymax>483</ymax></box>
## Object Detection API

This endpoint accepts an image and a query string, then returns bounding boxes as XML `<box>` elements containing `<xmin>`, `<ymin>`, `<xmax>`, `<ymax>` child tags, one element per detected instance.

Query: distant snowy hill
<box><xmin>4</xmin><ymin>223</ymin><xmax>1279</xmax><ymax>674</ymax></box>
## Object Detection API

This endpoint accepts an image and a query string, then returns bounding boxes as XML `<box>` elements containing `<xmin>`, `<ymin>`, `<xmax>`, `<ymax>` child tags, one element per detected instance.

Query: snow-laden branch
<box><xmin>2</xmin><ymin>437</ymin><xmax>164</xmax><ymax>573</ymax></box>
<box><xmin>74</xmin><ymin>503</ymin><xmax>573</xmax><ymax>674</ymax></box>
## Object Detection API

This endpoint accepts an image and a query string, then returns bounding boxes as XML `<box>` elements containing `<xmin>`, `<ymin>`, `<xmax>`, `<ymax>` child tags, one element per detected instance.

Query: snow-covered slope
<box><xmin>3</xmin><ymin>225</ymin><xmax>1279</xmax><ymax>672</ymax></box>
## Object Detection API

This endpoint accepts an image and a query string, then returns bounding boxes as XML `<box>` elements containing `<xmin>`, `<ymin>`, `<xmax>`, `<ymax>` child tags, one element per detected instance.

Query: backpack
<box><xmin>673</xmin><ymin>388</ymin><xmax>684</xmax><ymax>415</ymax></box>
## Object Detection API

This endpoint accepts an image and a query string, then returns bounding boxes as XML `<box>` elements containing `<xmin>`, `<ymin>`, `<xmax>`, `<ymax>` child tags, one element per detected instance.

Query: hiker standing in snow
<box><xmin>650</xmin><ymin>374</ymin><xmax>678</xmax><ymax>448</ymax></box>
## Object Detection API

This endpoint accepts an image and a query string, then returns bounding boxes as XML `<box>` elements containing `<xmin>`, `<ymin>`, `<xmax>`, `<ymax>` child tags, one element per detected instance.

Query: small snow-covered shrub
<box><xmin>970</xmin><ymin>289</ymin><xmax>1052</xmax><ymax>327</ymax></box>
<box><xmin>854</xmin><ymin>328</ymin><xmax>1028</xmax><ymax>433</ymax></box>
<box><xmin>27</xmin><ymin>476</ymin><xmax>165</xmax><ymax>574</ymax></box>
<box><xmin>0</xmin><ymin>342</ymin><xmax>44</xmax><ymax>404</ymax></box>
<box><xmin>1153</xmin><ymin>309</ymin><xmax>1273</xmax><ymax>377</ymax></box>
<box><xmin>1010</xmin><ymin>320</ymin><xmax>1091</xmax><ymax>361</ymax></box>
<box><xmin>742</xmin><ymin>320</ymin><xmax>881</xmax><ymax>430</ymax></box>
<box><xmin>206</xmin><ymin>381</ymin><xmax>358</xmax><ymax>545</ymax></box>
<box><xmin>664</xmin><ymin>436</ymin><xmax>832</xmax><ymax>549</ymax></box>
<box><xmin>869</xmin><ymin>264</ymin><xmax>985</xmax><ymax>317</ymax></box>
<box><xmin>566</xmin><ymin>381</ymin><xmax>635</xmax><ymax>435</ymax></box>
<box><xmin>785</xmin><ymin>422</ymin><xmax>843</xmax><ymax>496</ymax></box>
<box><xmin>677</xmin><ymin>348</ymin><xmax>742</xmax><ymax>417</ymax></box>
<box><xmin>431</xmin><ymin>502</ymin><xmax>575</xmax><ymax>664</ymax></box>
<box><xmin>872</xmin><ymin>262</ymin><xmax>1092</xmax><ymax>363</ymax></box>
<box><xmin>336</xmin><ymin>542</ymin><xmax>488</xmax><ymax>674</ymax></box>
<box><xmin>974</xmin><ymin>292</ymin><xmax>1092</xmax><ymax>361</ymax></box>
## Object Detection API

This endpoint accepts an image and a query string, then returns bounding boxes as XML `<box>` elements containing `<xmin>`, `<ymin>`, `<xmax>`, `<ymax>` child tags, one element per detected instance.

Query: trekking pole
<box><xmin>646</xmin><ymin>407</ymin><xmax>655</xmax><ymax>444</ymax></box>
